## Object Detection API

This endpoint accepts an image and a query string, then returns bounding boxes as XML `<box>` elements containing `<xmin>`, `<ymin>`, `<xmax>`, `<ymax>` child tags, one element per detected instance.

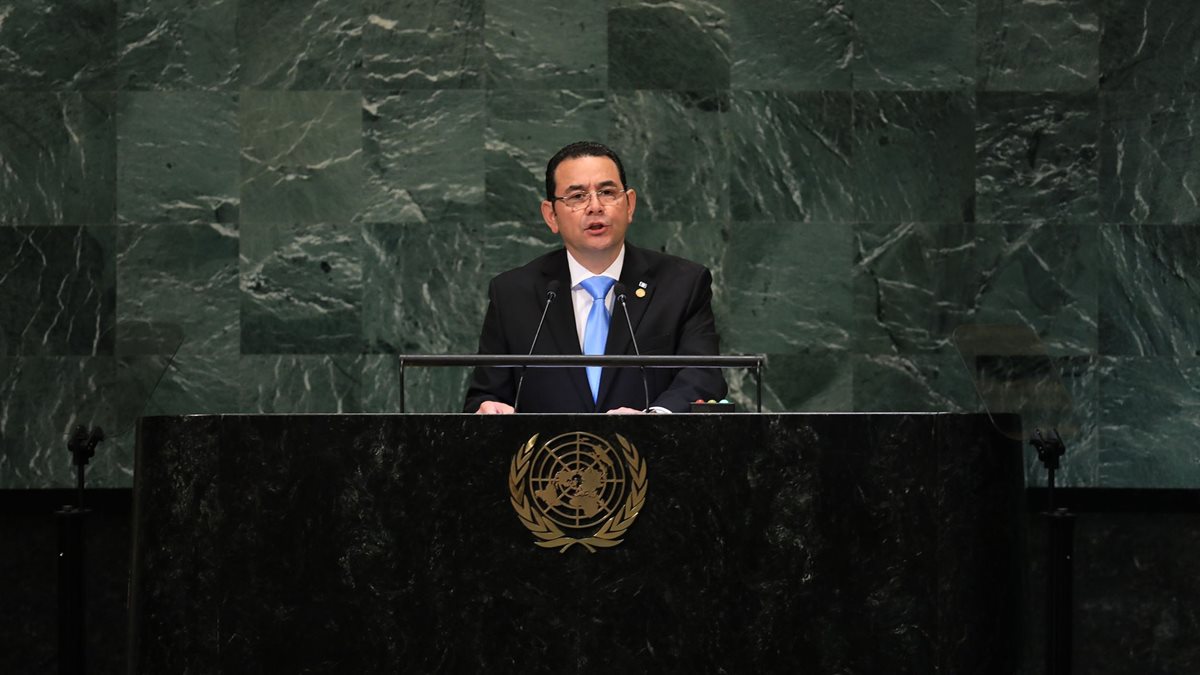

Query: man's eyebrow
<box><xmin>565</xmin><ymin>180</ymin><xmax>620</xmax><ymax>191</ymax></box>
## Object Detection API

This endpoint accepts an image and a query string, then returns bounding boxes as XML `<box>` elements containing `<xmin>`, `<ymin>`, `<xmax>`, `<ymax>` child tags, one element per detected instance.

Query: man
<box><xmin>463</xmin><ymin>141</ymin><xmax>727</xmax><ymax>414</ymax></box>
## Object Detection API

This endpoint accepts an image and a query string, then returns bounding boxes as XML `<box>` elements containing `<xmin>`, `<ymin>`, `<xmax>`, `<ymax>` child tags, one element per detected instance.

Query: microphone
<box><xmin>513</xmin><ymin>280</ymin><xmax>560</xmax><ymax>413</ymax></box>
<box><xmin>613</xmin><ymin>283</ymin><xmax>650</xmax><ymax>412</ymax></box>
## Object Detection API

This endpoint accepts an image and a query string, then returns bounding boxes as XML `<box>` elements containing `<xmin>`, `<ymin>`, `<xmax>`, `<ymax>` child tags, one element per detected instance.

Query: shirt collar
<box><xmin>566</xmin><ymin>245</ymin><xmax>625</xmax><ymax>290</ymax></box>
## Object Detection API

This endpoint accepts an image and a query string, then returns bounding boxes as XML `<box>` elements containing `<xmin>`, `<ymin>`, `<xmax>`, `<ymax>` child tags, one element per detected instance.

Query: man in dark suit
<box><xmin>464</xmin><ymin>141</ymin><xmax>727</xmax><ymax>414</ymax></box>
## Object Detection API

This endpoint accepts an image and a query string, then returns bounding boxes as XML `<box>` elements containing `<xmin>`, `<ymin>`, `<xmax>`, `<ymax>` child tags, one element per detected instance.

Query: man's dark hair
<box><xmin>545</xmin><ymin>141</ymin><xmax>628</xmax><ymax>202</ymax></box>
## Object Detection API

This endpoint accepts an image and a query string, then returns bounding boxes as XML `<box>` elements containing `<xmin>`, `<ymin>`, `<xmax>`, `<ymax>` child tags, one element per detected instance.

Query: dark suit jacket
<box><xmin>463</xmin><ymin>243</ymin><xmax>727</xmax><ymax>413</ymax></box>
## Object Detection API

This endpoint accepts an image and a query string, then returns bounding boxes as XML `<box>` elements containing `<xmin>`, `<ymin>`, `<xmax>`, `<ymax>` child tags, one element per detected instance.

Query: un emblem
<box><xmin>508</xmin><ymin>432</ymin><xmax>647</xmax><ymax>553</ymax></box>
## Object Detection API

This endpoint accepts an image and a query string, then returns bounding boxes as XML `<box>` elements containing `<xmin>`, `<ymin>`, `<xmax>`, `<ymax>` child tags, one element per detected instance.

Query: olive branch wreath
<box><xmin>508</xmin><ymin>433</ymin><xmax>648</xmax><ymax>553</ymax></box>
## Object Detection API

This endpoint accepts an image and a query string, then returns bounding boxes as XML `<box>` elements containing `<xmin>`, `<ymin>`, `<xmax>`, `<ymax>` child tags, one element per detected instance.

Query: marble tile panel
<box><xmin>484</xmin><ymin>0</ymin><xmax>607</xmax><ymax>88</ymax></box>
<box><xmin>0</xmin><ymin>357</ymin><xmax>98</xmax><ymax>488</ymax></box>
<box><xmin>0</xmin><ymin>0</ymin><xmax>116</xmax><ymax>90</ymax></box>
<box><xmin>238</xmin><ymin>355</ymin><xmax>365</xmax><ymax>413</ymax></box>
<box><xmin>850</xmin><ymin>352</ymin><xmax>980</xmax><ymax>413</ymax></box>
<box><xmin>0</xmin><ymin>226</ymin><xmax>116</xmax><ymax>356</ymax></box>
<box><xmin>138</xmin><ymin>352</ymin><xmax>241</xmax><ymax>416</ymax></box>
<box><xmin>239</xmin><ymin>90</ymin><xmax>363</xmax><ymax>225</ymax></box>
<box><xmin>361</xmin><ymin>90</ymin><xmax>484</xmax><ymax>223</ymax></box>
<box><xmin>1098</xmin><ymin>224</ymin><xmax>1200</xmax><ymax>356</ymax></box>
<box><xmin>728</xmin><ymin>91</ymin><xmax>854</xmax><ymax>222</ymax></box>
<box><xmin>976</xmin><ymin>92</ymin><xmax>1100</xmax><ymax>224</ymax></box>
<box><xmin>117</xmin><ymin>92</ymin><xmax>239</xmax><ymax>224</ymax></box>
<box><xmin>240</xmin><ymin>222</ymin><xmax>363</xmax><ymax>354</ymax></box>
<box><xmin>1100</xmin><ymin>92</ymin><xmax>1200</xmax><ymax>223</ymax></box>
<box><xmin>850</xmin><ymin>0</ymin><xmax>975</xmax><ymax>90</ymax></box>
<box><xmin>360</xmin><ymin>353</ymin><xmax>401</xmax><ymax>411</ymax></box>
<box><xmin>363</xmin><ymin>0</ymin><xmax>484</xmax><ymax>89</ymax></box>
<box><xmin>361</xmin><ymin>220</ymin><xmax>558</xmax><ymax>354</ymax></box>
<box><xmin>608</xmin><ymin>0</ymin><xmax>730</xmax><ymax>90</ymax></box>
<box><xmin>0</xmin><ymin>355</ymin><xmax>169</xmax><ymax>488</ymax></box>
<box><xmin>627</xmin><ymin>218</ymin><xmax>729</xmax><ymax>332</ymax></box>
<box><xmin>362</xmin><ymin>353</ymin><xmax>473</xmax><ymax>413</ymax></box>
<box><xmin>977</xmin><ymin>0</ymin><xmax>1099</xmax><ymax>92</ymax></box>
<box><xmin>237</xmin><ymin>0</ymin><xmax>362</xmax><ymax>90</ymax></box>
<box><xmin>116</xmin><ymin>224</ymin><xmax>239</xmax><ymax>357</ymax></box>
<box><xmin>1100</xmin><ymin>0</ymin><xmax>1200</xmax><ymax>91</ymax></box>
<box><xmin>724</xmin><ymin>351</ymin><xmax>853</xmax><ymax>413</ymax></box>
<box><xmin>485</xmin><ymin>90</ymin><xmax>609</xmax><ymax>223</ymax></box>
<box><xmin>628</xmin><ymin>219</ymin><xmax>724</xmax><ymax>270</ymax></box>
<box><xmin>849</xmin><ymin>92</ymin><xmax>975</xmax><ymax>223</ymax></box>
<box><xmin>727</xmin><ymin>0</ymin><xmax>853</xmax><ymax>90</ymax></box>
<box><xmin>1098</xmin><ymin>356</ymin><xmax>1200</xmax><ymax>487</ymax></box>
<box><xmin>853</xmin><ymin>222</ymin><xmax>1099</xmax><ymax>356</ymax></box>
<box><xmin>0</xmin><ymin>92</ymin><xmax>116</xmax><ymax>226</ymax></box>
<box><xmin>116</xmin><ymin>0</ymin><xmax>238</xmax><ymax>89</ymax></box>
<box><xmin>609</xmin><ymin>90</ymin><xmax>729</xmax><ymax>223</ymax></box>
<box><xmin>718</xmin><ymin>222</ymin><xmax>853</xmax><ymax>355</ymax></box>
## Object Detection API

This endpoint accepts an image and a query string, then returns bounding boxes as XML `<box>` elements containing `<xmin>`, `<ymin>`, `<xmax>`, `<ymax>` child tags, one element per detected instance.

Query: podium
<box><xmin>129</xmin><ymin>413</ymin><xmax>1024</xmax><ymax>673</ymax></box>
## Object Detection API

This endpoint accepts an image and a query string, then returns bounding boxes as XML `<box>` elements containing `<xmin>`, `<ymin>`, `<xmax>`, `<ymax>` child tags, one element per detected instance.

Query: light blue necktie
<box><xmin>580</xmin><ymin>275</ymin><xmax>616</xmax><ymax>403</ymax></box>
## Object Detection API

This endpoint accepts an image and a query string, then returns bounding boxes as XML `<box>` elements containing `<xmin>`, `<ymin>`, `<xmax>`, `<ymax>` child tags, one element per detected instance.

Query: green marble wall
<box><xmin>1</xmin><ymin>0</ymin><xmax>1197</xmax><ymax>489</ymax></box>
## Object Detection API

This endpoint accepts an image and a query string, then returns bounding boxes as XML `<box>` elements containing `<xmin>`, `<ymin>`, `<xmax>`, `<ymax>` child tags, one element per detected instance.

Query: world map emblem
<box><xmin>508</xmin><ymin>432</ymin><xmax>647</xmax><ymax>552</ymax></box>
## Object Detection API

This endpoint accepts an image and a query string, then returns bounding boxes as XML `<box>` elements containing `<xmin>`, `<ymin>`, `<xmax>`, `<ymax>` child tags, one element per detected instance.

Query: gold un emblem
<box><xmin>509</xmin><ymin>432</ymin><xmax>648</xmax><ymax>553</ymax></box>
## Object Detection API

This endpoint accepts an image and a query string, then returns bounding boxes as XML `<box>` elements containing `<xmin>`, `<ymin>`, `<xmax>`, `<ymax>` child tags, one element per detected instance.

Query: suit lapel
<box><xmin>598</xmin><ymin>244</ymin><xmax>657</xmax><ymax>408</ymax></box>
<box><xmin>540</xmin><ymin>250</ymin><xmax>593</xmax><ymax>410</ymax></box>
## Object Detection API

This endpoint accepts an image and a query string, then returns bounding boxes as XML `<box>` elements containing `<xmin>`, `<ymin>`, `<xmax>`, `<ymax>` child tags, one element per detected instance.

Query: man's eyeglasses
<box><xmin>551</xmin><ymin>187</ymin><xmax>630</xmax><ymax>211</ymax></box>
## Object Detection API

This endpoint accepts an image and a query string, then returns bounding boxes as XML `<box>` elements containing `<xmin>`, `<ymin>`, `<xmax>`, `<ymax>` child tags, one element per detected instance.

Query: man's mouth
<box><xmin>584</xmin><ymin>221</ymin><xmax>608</xmax><ymax>233</ymax></box>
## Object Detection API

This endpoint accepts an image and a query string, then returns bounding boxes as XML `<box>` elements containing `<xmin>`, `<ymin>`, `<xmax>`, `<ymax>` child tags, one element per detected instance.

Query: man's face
<box><xmin>541</xmin><ymin>155</ymin><xmax>636</xmax><ymax>265</ymax></box>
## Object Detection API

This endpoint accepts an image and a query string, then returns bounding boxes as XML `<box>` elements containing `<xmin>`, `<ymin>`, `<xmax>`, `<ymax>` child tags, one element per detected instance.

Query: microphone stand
<box><xmin>58</xmin><ymin>424</ymin><xmax>104</xmax><ymax>675</ymax></box>
<box><xmin>514</xmin><ymin>284</ymin><xmax>558</xmax><ymax>413</ymax></box>
<box><xmin>615</xmin><ymin>288</ymin><xmax>650</xmax><ymax>411</ymax></box>
<box><xmin>1031</xmin><ymin>428</ymin><xmax>1072</xmax><ymax>675</ymax></box>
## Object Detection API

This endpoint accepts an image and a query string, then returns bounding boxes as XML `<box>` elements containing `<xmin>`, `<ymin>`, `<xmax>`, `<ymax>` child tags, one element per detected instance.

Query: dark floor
<box><xmin>1</xmin><ymin>490</ymin><xmax>131</xmax><ymax>675</ymax></box>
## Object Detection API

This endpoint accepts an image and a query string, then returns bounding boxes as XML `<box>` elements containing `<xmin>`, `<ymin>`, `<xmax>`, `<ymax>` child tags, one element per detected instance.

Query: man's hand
<box><xmin>605</xmin><ymin>407</ymin><xmax>644</xmax><ymax>414</ymax></box>
<box><xmin>475</xmin><ymin>401</ymin><xmax>515</xmax><ymax>414</ymax></box>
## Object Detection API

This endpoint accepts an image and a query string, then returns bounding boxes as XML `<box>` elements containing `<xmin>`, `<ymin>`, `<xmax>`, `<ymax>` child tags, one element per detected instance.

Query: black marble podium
<box><xmin>129</xmin><ymin>413</ymin><xmax>1024</xmax><ymax>674</ymax></box>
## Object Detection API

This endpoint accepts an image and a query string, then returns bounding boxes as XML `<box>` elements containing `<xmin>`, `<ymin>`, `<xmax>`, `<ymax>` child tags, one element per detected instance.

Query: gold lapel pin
<box><xmin>635</xmin><ymin>287</ymin><xmax>647</xmax><ymax>298</ymax></box>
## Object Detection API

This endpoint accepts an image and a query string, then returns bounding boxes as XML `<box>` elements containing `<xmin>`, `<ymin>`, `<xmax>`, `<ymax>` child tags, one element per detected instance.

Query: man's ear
<box><xmin>541</xmin><ymin>200</ymin><xmax>559</xmax><ymax>234</ymax></box>
<box><xmin>625</xmin><ymin>188</ymin><xmax>636</xmax><ymax>221</ymax></box>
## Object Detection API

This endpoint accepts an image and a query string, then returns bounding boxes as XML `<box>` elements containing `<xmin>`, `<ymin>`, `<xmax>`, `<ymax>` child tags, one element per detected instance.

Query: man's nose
<box><xmin>584</xmin><ymin>192</ymin><xmax>605</xmax><ymax>213</ymax></box>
